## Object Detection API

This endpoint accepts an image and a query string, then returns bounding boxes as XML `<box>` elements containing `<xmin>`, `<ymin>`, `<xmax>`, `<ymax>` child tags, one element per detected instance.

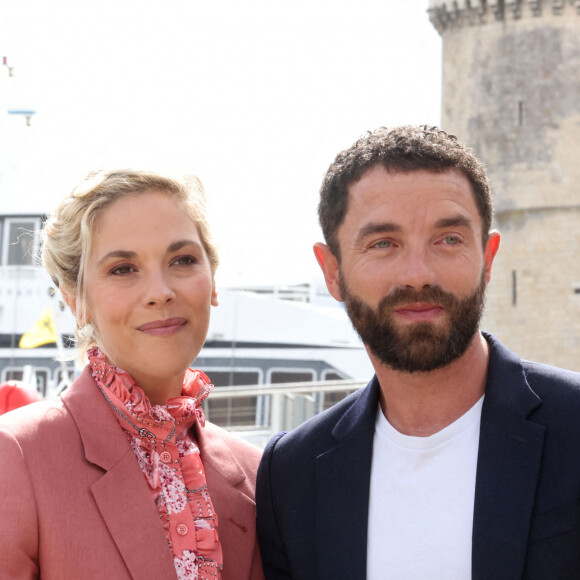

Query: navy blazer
<box><xmin>256</xmin><ymin>334</ymin><xmax>580</xmax><ymax>579</ymax></box>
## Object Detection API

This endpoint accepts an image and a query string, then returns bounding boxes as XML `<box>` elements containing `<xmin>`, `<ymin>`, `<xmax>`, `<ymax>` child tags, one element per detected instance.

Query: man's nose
<box><xmin>395</xmin><ymin>247</ymin><xmax>437</xmax><ymax>290</ymax></box>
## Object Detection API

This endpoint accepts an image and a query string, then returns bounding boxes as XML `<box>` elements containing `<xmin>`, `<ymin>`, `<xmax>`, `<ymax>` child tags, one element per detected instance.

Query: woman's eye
<box><xmin>110</xmin><ymin>264</ymin><xmax>135</xmax><ymax>275</ymax></box>
<box><xmin>172</xmin><ymin>255</ymin><xmax>197</xmax><ymax>266</ymax></box>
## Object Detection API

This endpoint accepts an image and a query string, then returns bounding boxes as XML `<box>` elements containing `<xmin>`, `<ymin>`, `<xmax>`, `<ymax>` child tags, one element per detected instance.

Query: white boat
<box><xmin>0</xmin><ymin>212</ymin><xmax>372</xmax><ymax>403</ymax></box>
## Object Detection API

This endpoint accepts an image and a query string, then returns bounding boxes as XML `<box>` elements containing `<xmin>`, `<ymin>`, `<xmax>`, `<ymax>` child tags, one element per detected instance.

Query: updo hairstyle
<box><xmin>41</xmin><ymin>169</ymin><xmax>219</xmax><ymax>354</ymax></box>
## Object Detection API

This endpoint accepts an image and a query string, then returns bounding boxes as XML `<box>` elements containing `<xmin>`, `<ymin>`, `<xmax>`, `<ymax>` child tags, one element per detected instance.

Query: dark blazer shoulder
<box><xmin>522</xmin><ymin>359</ymin><xmax>580</xmax><ymax>398</ymax></box>
<box><xmin>257</xmin><ymin>377</ymin><xmax>379</xmax><ymax>580</ymax></box>
<box><xmin>475</xmin><ymin>334</ymin><xmax>580</xmax><ymax>579</ymax></box>
<box><xmin>484</xmin><ymin>333</ymin><xmax>580</xmax><ymax>410</ymax></box>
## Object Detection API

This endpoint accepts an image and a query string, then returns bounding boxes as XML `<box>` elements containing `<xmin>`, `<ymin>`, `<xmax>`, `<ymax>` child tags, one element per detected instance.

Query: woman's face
<box><xmin>81</xmin><ymin>190</ymin><xmax>217</xmax><ymax>401</ymax></box>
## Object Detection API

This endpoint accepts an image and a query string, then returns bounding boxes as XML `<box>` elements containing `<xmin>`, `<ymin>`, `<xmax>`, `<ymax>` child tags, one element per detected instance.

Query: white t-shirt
<box><xmin>367</xmin><ymin>397</ymin><xmax>484</xmax><ymax>580</ymax></box>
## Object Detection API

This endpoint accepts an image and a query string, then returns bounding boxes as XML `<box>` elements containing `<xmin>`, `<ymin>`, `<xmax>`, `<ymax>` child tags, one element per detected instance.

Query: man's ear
<box><xmin>313</xmin><ymin>243</ymin><xmax>343</xmax><ymax>302</ymax></box>
<box><xmin>484</xmin><ymin>230</ymin><xmax>501</xmax><ymax>284</ymax></box>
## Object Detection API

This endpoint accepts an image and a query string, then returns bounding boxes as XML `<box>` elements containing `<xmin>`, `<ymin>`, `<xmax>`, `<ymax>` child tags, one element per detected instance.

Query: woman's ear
<box><xmin>211</xmin><ymin>278</ymin><xmax>219</xmax><ymax>307</ymax></box>
<box><xmin>61</xmin><ymin>290</ymin><xmax>77</xmax><ymax>317</ymax></box>
<box><xmin>61</xmin><ymin>290</ymin><xmax>88</xmax><ymax>327</ymax></box>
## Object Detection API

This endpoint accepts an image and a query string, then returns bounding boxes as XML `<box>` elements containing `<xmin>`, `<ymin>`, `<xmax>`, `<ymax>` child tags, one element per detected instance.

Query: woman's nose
<box><xmin>144</xmin><ymin>272</ymin><xmax>176</xmax><ymax>306</ymax></box>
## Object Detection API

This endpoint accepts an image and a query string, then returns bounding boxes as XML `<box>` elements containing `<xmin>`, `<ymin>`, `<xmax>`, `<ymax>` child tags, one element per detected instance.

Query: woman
<box><xmin>0</xmin><ymin>170</ymin><xmax>264</xmax><ymax>580</ymax></box>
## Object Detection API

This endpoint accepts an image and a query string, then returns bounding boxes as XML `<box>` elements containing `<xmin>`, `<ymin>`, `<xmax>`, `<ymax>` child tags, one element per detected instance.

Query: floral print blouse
<box><xmin>88</xmin><ymin>347</ymin><xmax>223</xmax><ymax>580</ymax></box>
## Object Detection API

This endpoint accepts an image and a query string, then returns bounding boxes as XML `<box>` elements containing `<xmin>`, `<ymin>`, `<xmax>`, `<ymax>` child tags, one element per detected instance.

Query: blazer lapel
<box><xmin>62</xmin><ymin>368</ymin><xmax>176</xmax><ymax>579</ymax></box>
<box><xmin>91</xmin><ymin>452</ymin><xmax>178</xmax><ymax>579</ymax></box>
<box><xmin>196</xmin><ymin>423</ymin><xmax>258</xmax><ymax>580</ymax></box>
<box><xmin>472</xmin><ymin>336</ymin><xmax>545</xmax><ymax>580</ymax></box>
<box><xmin>315</xmin><ymin>377</ymin><xmax>379</xmax><ymax>580</ymax></box>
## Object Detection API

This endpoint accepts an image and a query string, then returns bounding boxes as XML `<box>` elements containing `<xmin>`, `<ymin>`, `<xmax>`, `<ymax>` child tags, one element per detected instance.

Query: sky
<box><xmin>0</xmin><ymin>0</ymin><xmax>441</xmax><ymax>287</ymax></box>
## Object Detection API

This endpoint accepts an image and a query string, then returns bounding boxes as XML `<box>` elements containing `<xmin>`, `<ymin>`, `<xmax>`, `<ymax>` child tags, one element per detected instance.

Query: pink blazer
<box><xmin>0</xmin><ymin>367</ymin><xmax>265</xmax><ymax>580</ymax></box>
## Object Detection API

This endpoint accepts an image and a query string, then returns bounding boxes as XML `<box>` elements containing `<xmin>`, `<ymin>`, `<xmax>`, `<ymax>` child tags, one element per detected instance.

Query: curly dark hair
<box><xmin>318</xmin><ymin>125</ymin><xmax>493</xmax><ymax>258</ymax></box>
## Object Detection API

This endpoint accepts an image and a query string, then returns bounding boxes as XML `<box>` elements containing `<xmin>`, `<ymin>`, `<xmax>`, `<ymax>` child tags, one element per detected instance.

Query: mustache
<box><xmin>376</xmin><ymin>285</ymin><xmax>457</xmax><ymax>310</ymax></box>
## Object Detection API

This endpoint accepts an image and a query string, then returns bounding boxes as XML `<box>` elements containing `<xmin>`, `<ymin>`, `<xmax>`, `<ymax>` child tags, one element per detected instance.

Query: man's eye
<box><xmin>373</xmin><ymin>240</ymin><xmax>392</xmax><ymax>249</ymax></box>
<box><xmin>444</xmin><ymin>236</ymin><xmax>460</xmax><ymax>245</ymax></box>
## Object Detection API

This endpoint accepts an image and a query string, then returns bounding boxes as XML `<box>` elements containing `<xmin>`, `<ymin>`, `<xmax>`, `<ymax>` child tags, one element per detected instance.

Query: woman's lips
<box><xmin>137</xmin><ymin>318</ymin><xmax>187</xmax><ymax>336</ymax></box>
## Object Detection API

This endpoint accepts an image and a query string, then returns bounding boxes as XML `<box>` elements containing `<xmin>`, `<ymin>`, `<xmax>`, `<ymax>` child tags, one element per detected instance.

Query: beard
<box><xmin>339</xmin><ymin>270</ymin><xmax>487</xmax><ymax>373</ymax></box>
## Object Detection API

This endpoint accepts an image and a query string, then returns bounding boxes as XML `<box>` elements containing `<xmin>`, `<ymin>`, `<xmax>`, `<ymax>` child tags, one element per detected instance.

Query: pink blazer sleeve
<box><xmin>0</xmin><ymin>426</ymin><xmax>39</xmax><ymax>579</ymax></box>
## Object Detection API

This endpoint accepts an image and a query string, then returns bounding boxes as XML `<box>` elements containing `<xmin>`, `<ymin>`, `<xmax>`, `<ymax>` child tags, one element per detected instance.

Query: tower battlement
<box><xmin>429</xmin><ymin>0</ymin><xmax>580</xmax><ymax>33</ymax></box>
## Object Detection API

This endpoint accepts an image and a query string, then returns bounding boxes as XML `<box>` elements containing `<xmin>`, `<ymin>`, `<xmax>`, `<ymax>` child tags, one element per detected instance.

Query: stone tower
<box><xmin>428</xmin><ymin>0</ymin><xmax>580</xmax><ymax>371</ymax></box>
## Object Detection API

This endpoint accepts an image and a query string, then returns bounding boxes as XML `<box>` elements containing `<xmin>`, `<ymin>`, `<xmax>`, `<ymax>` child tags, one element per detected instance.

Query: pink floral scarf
<box><xmin>88</xmin><ymin>347</ymin><xmax>223</xmax><ymax>580</ymax></box>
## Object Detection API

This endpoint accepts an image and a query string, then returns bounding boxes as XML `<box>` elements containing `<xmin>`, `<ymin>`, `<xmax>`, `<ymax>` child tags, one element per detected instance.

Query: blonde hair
<box><xmin>41</xmin><ymin>169</ymin><xmax>219</xmax><ymax>354</ymax></box>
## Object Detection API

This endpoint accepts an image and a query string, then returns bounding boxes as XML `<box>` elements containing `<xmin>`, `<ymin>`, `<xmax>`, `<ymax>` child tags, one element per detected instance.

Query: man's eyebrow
<box><xmin>434</xmin><ymin>215</ymin><xmax>474</xmax><ymax>230</ymax></box>
<box><xmin>355</xmin><ymin>222</ymin><xmax>401</xmax><ymax>245</ymax></box>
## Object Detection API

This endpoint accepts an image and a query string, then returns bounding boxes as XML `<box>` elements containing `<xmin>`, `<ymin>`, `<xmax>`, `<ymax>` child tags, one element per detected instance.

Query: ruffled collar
<box><xmin>88</xmin><ymin>347</ymin><xmax>223</xmax><ymax>578</ymax></box>
<box><xmin>87</xmin><ymin>346</ymin><xmax>212</xmax><ymax>437</ymax></box>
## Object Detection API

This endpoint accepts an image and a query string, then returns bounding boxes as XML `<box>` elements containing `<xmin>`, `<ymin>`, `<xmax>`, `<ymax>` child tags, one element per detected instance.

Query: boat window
<box><xmin>321</xmin><ymin>370</ymin><xmax>346</xmax><ymax>381</ymax></box>
<box><xmin>200</xmin><ymin>369</ymin><xmax>262</xmax><ymax>428</ymax></box>
<box><xmin>321</xmin><ymin>390</ymin><xmax>354</xmax><ymax>411</ymax></box>
<box><xmin>2</xmin><ymin>368</ymin><xmax>24</xmax><ymax>382</ymax></box>
<box><xmin>54</xmin><ymin>368</ymin><xmax>73</xmax><ymax>389</ymax></box>
<box><xmin>2</xmin><ymin>367</ymin><xmax>45</xmax><ymax>397</ymax></box>
<box><xmin>203</xmin><ymin>369</ymin><xmax>261</xmax><ymax>387</ymax></box>
<box><xmin>319</xmin><ymin>369</ymin><xmax>356</xmax><ymax>410</ymax></box>
<box><xmin>2</xmin><ymin>218</ymin><xmax>41</xmax><ymax>266</ymax></box>
<box><xmin>33</xmin><ymin>369</ymin><xmax>50</xmax><ymax>397</ymax></box>
<box><xmin>268</xmin><ymin>369</ymin><xmax>315</xmax><ymax>384</ymax></box>
<box><xmin>2</xmin><ymin>367</ymin><xmax>50</xmax><ymax>397</ymax></box>
<box><xmin>204</xmin><ymin>396</ymin><xmax>258</xmax><ymax>428</ymax></box>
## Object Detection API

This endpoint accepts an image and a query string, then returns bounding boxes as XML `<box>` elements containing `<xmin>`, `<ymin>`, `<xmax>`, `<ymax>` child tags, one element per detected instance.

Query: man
<box><xmin>256</xmin><ymin>125</ymin><xmax>580</xmax><ymax>579</ymax></box>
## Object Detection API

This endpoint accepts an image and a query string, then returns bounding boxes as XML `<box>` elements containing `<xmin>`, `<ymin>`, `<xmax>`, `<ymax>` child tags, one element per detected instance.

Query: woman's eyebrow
<box><xmin>167</xmin><ymin>239</ymin><xmax>202</xmax><ymax>253</ymax></box>
<box><xmin>97</xmin><ymin>250</ymin><xmax>137</xmax><ymax>265</ymax></box>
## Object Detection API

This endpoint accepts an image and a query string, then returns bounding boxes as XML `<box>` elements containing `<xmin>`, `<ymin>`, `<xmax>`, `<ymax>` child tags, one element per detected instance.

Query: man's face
<box><xmin>338</xmin><ymin>266</ymin><xmax>486</xmax><ymax>372</ymax></box>
<box><xmin>315</xmin><ymin>166</ymin><xmax>500</xmax><ymax>373</ymax></box>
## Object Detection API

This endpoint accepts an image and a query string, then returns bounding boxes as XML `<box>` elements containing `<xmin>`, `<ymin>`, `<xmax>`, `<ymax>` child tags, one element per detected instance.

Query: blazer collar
<box><xmin>472</xmin><ymin>333</ymin><xmax>545</xmax><ymax>580</ymax></box>
<box><xmin>483</xmin><ymin>332</ymin><xmax>542</xmax><ymax>415</ymax></box>
<box><xmin>61</xmin><ymin>368</ymin><xmax>184</xmax><ymax>579</ymax></box>
<box><xmin>196</xmin><ymin>421</ymin><xmax>248</xmax><ymax>487</ymax></box>
<box><xmin>331</xmin><ymin>375</ymin><xmax>381</xmax><ymax>441</ymax></box>
<box><xmin>315</xmin><ymin>377</ymin><xmax>379</xmax><ymax>579</ymax></box>
<box><xmin>316</xmin><ymin>334</ymin><xmax>546</xmax><ymax>580</ymax></box>
<box><xmin>196</xmin><ymin>422</ymin><xmax>259</xmax><ymax>580</ymax></box>
<box><xmin>63</xmin><ymin>369</ymin><xmax>259</xmax><ymax>580</ymax></box>
<box><xmin>61</xmin><ymin>366</ymin><xmax>132</xmax><ymax>470</ymax></box>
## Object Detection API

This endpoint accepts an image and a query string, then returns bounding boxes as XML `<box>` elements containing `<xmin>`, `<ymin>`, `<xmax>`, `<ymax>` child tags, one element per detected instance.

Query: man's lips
<box><xmin>137</xmin><ymin>318</ymin><xmax>187</xmax><ymax>336</ymax></box>
<box><xmin>394</xmin><ymin>303</ymin><xmax>445</xmax><ymax>320</ymax></box>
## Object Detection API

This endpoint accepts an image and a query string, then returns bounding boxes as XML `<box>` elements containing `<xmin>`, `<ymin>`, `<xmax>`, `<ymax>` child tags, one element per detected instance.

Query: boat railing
<box><xmin>202</xmin><ymin>378</ymin><xmax>368</xmax><ymax>448</ymax></box>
